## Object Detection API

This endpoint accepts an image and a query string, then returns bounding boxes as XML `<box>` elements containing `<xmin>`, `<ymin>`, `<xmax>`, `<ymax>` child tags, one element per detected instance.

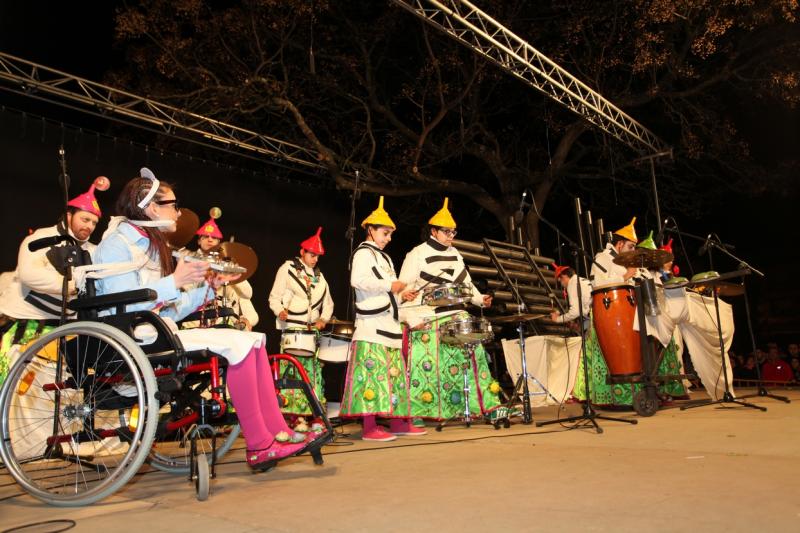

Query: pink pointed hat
<box><xmin>67</xmin><ymin>176</ymin><xmax>110</xmax><ymax>217</ymax></box>
<box><xmin>196</xmin><ymin>218</ymin><xmax>223</xmax><ymax>239</ymax></box>
<box><xmin>300</xmin><ymin>227</ymin><xmax>325</xmax><ymax>255</ymax></box>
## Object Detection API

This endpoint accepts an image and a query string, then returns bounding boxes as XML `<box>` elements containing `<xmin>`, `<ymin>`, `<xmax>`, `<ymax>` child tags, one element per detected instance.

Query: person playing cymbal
<box><xmin>591</xmin><ymin>216</ymin><xmax>638</xmax><ymax>286</ymax></box>
<box><xmin>181</xmin><ymin>210</ymin><xmax>259</xmax><ymax>331</ymax></box>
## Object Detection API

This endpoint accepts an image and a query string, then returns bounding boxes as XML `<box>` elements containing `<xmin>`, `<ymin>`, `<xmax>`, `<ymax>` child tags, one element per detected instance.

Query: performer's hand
<box><xmin>624</xmin><ymin>267</ymin><xmax>637</xmax><ymax>280</ymax></box>
<box><xmin>482</xmin><ymin>294</ymin><xmax>493</xmax><ymax>307</ymax></box>
<box><xmin>390</xmin><ymin>280</ymin><xmax>407</xmax><ymax>294</ymax></box>
<box><xmin>550</xmin><ymin>311</ymin><xmax>560</xmax><ymax>322</ymax></box>
<box><xmin>174</xmin><ymin>258</ymin><xmax>208</xmax><ymax>288</ymax></box>
<box><xmin>238</xmin><ymin>317</ymin><xmax>252</xmax><ymax>331</ymax></box>
<box><xmin>314</xmin><ymin>319</ymin><xmax>327</xmax><ymax>330</ymax></box>
<box><xmin>401</xmin><ymin>290</ymin><xmax>418</xmax><ymax>302</ymax></box>
<box><xmin>210</xmin><ymin>272</ymin><xmax>241</xmax><ymax>288</ymax></box>
<box><xmin>278</xmin><ymin>309</ymin><xmax>289</xmax><ymax>321</ymax></box>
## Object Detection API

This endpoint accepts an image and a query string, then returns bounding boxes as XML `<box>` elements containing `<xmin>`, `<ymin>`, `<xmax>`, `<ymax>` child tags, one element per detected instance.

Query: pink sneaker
<box><xmin>247</xmin><ymin>441</ymin><xmax>306</xmax><ymax>470</ymax></box>
<box><xmin>362</xmin><ymin>427</ymin><xmax>397</xmax><ymax>442</ymax></box>
<box><xmin>389</xmin><ymin>420</ymin><xmax>428</xmax><ymax>436</ymax></box>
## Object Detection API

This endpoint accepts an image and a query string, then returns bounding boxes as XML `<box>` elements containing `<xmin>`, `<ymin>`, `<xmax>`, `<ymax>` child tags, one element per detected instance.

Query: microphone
<box><xmin>513</xmin><ymin>190</ymin><xmax>529</xmax><ymax>224</ymax></box>
<box><xmin>698</xmin><ymin>234</ymin><xmax>712</xmax><ymax>256</ymax></box>
<box><xmin>654</xmin><ymin>218</ymin><xmax>670</xmax><ymax>245</ymax></box>
<box><xmin>28</xmin><ymin>234</ymin><xmax>73</xmax><ymax>252</ymax></box>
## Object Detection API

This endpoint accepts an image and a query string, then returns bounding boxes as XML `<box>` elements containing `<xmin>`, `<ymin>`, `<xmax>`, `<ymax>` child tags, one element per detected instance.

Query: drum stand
<box><xmin>436</xmin><ymin>343</ymin><xmax>480</xmax><ymax>431</ymax></box>
<box><xmin>535</xmin><ymin>227</ymin><xmax>637</xmax><ymax>432</ymax></box>
<box><xmin>494</xmin><ymin>320</ymin><xmax>559</xmax><ymax>428</ymax></box>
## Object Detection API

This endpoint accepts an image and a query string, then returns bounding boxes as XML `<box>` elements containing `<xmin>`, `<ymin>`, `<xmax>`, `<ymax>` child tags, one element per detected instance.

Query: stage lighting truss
<box><xmin>390</xmin><ymin>0</ymin><xmax>670</xmax><ymax>156</ymax></box>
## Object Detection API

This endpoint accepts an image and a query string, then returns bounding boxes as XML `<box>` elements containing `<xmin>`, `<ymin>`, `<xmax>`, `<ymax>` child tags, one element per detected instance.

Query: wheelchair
<box><xmin>0</xmin><ymin>285</ymin><xmax>333</xmax><ymax>507</ymax></box>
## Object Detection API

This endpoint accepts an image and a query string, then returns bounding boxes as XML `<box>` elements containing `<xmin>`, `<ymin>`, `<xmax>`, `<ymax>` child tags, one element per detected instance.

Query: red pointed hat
<box><xmin>300</xmin><ymin>227</ymin><xmax>325</xmax><ymax>255</ymax></box>
<box><xmin>551</xmin><ymin>262</ymin><xmax>570</xmax><ymax>278</ymax></box>
<box><xmin>660</xmin><ymin>238</ymin><xmax>674</xmax><ymax>254</ymax></box>
<box><xmin>67</xmin><ymin>176</ymin><xmax>110</xmax><ymax>217</ymax></box>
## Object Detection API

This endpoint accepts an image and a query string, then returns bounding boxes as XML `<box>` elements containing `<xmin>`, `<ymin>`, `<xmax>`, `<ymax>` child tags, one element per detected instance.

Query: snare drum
<box><xmin>281</xmin><ymin>330</ymin><xmax>318</xmax><ymax>357</ymax></box>
<box><xmin>440</xmin><ymin>316</ymin><xmax>493</xmax><ymax>346</ymax></box>
<box><xmin>422</xmin><ymin>282</ymin><xmax>473</xmax><ymax>307</ymax></box>
<box><xmin>591</xmin><ymin>283</ymin><xmax>641</xmax><ymax>378</ymax></box>
<box><xmin>318</xmin><ymin>333</ymin><xmax>353</xmax><ymax>363</ymax></box>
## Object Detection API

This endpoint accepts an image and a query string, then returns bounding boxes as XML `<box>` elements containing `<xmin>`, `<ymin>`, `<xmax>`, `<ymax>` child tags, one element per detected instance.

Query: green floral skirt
<box><xmin>340</xmin><ymin>340</ymin><xmax>410</xmax><ymax>418</ymax></box>
<box><xmin>1</xmin><ymin>320</ymin><xmax>56</xmax><ymax>388</ymax></box>
<box><xmin>407</xmin><ymin>313</ymin><xmax>501</xmax><ymax>420</ymax></box>
<box><xmin>573</xmin><ymin>325</ymin><xmax>687</xmax><ymax>407</ymax></box>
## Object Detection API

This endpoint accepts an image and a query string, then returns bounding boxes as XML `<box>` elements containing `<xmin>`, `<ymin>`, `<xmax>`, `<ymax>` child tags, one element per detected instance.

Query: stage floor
<box><xmin>3</xmin><ymin>388</ymin><xmax>800</xmax><ymax>532</ymax></box>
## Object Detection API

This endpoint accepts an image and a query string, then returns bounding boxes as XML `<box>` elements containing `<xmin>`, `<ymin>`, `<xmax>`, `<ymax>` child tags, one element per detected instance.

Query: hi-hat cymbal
<box><xmin>613</xmin><ymin>248</ymin><xmax>673</xmax><ymax>269</ymax></box>
<box><xmin>218</xmin><ymin>241</ymin><xmax>258</xmax><ymax>284</ymax></box>
<box><xmin>488</xmin><ymin>313</ymin><xmax>546</xmax><ymax>324</ymax></box>
<box><xmin>166</xmin><ymin>208</ymin><xmax>200</xmax><ymax>248</ymax></box>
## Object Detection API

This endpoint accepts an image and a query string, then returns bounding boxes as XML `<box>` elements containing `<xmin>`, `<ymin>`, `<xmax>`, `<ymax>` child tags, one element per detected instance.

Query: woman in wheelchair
<box><xmin>94</xmin><ymin>172</ymin><xmax>315</xmax><ymax>470</ymax></box>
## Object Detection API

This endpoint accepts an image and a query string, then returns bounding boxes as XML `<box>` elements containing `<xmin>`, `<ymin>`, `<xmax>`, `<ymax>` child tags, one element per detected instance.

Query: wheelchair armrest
<box><xmin>100</xmin><ymin>309</ymin><xmax>186</xmax><ymax>359</ymax></box>
<box><xmin>68</xmin><ymin>289</ymin><xmax>157</xmax><ymax>313</ymax></box>
<box><xmin>178</xmin><ymin>306</ymin><xmax>238</xmax><ymax>325</ymax></box>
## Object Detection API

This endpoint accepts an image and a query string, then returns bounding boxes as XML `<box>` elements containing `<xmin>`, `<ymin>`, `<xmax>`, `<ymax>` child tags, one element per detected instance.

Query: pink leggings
<box><xmin>226</xmin><ymin>345</ymin><xmax>292</xmax><ymax>450</ymax></box>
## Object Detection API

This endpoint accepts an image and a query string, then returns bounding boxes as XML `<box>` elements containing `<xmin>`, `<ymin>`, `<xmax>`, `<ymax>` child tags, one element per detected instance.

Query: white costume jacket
<box><xmin>590</xmin><ymin>243</ymin><xmax>630</xmax><ymax>288</ymax></box>
<box><xmin>557</xmin><ymin>275</ymin><xmax>593</xmax><ymax>323</ymax></box>
<box><xmin>0</xmin><ymin>224</ymin><xmax>94</xmax><ymax>321</ymax></box>
<box><xmin>268</xmin><ymin>258</ymin><xmax>333</xmax><ymax>330</ymax></box>
<box><xmin>350</xmin><ymin>241</ymin><xmax>402</xmax><ymax>349</ymax></box>
<box><xmin>398</xmin><ymin>238</ymin><xmax>484</xmax><ymax>328</ymax></box>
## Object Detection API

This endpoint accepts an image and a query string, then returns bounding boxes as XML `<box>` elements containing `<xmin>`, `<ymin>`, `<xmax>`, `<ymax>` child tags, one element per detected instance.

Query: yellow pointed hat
<box><xmin>428</xmin><ymin>197</ymin><xmax>457</xmax><ymax>228</ymax></box>
<box><xmin>361</xmin><ymin>196</ymin><xmax>396</xmax><ymax>229</ymax></box>
<box><xmin>614</xmin><ymin>217</ymin><xmax>638</xmax><ymax>242</ymax></box>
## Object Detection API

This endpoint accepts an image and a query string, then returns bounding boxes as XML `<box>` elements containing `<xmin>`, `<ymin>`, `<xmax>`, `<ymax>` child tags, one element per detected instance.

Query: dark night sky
<box><xmin>1</xmin><ymin>2</ymin><xmax>798</xmax><ymax>348</ymax></box>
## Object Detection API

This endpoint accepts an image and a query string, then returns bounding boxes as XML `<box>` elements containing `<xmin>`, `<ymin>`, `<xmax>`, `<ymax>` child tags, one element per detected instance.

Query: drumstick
<box><xmin>416</xmin><ymin>269</ymin><xmax>448</xmax><ymax>292</ymax></box>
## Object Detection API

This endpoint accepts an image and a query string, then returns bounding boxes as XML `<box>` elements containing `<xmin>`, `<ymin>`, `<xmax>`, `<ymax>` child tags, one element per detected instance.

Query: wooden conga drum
<box><xmin>591</xmin><ymin>283</ymin><xmax>642</xmax><ymax>378</ymax></box>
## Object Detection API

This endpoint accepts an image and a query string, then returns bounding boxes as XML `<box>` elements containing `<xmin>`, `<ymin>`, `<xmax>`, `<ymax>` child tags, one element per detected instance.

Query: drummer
<box><xmin>268</xmin><ymin>227</ymin><xmax>333</xmax><ymax>418</ymax></box>
<box><xmin>590</xmin><ymin>217</ymin><xmax>638</xmax><ymax>286</ymax></box>
<box><xmin>182</xmin><ymin>211</ymin><xmax>259</xmax><ymax>330</ymax></box>
<box><xmin>398</xmin><ymin>198</ymin><xmax>501</xmax><ymax>424</ymax></box>
<box><xmin>339</xmin><ymin>197</ymin><xmax>422</xmax><ymax>441</ymax></box>
<box><xmin>549</xmin><ymin>263</ymin><xmax>592</xmax><ymax>333</ymax></box>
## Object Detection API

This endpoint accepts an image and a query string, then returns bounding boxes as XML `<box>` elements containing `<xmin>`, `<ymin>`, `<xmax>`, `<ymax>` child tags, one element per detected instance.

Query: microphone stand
<box><xmin>344</xmin><ymin>170</ymin><xmax>361</xmax><ymax>322</ymax></box>
<box><xmin>702</xmin><ymin>239</ymin><xmax>787</xmax><ymax>404</ymax></box>
<box><xmin>532</xmin><ymin>200</ymin><xmax>637</xmax><ymax>433</ymax></box>
<box><xmin>662</xmin><ymin>231</ymin><xmax>766</xmax><ymax>412</ymax></box>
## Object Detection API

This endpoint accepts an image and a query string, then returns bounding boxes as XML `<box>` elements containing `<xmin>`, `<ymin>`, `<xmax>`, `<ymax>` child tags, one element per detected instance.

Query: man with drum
<box><xmin>398</xmin><ymin>198</ymin><xmax>502</xmax><ymax>425</ymax></box>
<box><xmin>0</xmin><ymin>178</ymin><xmax>108</xmax><ymax>386</ymax></box>
<box><xmin>591</xmin><ymin>216</ymin><xmax>638</xmax><ymax>285</ymax></box>
<box><xmin>268</xmin><ymin>227</ymin><xmax>333</xmax><ymax>417</ymax></box>
<box><xmin>574</xmin><ymin>217</ymin><xmax>640</xmax><ymax>406</ymax></box>
<box><xmin>181</xmin><ymin>211</ymin><xmax>259</xmax><ymax>330</ymax></box>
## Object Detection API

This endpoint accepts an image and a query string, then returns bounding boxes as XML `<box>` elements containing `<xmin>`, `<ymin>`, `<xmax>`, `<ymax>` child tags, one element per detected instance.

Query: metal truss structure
<box><xmin>390</xmin><ymin>0</ymin><xmax>670</xmax><ymax>156</ymax></box>
<box><xmin>0</xmin><ymin>51</ymin><xmax>328</xmax><ymax>173</ymax></box>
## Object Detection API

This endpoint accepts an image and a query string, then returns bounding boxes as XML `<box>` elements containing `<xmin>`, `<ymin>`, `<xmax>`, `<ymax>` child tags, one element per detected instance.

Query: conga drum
<box><xmin>591</xmin><ymin>283</ymin><xmax>642</xmax><ymax>378</ymax></box>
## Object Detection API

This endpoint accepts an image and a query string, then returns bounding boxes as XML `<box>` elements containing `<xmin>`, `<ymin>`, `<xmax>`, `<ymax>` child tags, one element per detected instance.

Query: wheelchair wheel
<box><xmin>148</xmin><ymin>422</ymin><xmax>240</xmax><ymax>475</ymax></box>
<box><xmin>194</xmin><ymin>452</ymin><xmax>210</xmax><ymax>501</ymax></box>
<box><xmin>0</xmin><ymin>322</ymin><xmax>159</xmax><ymax>507</ymax></box>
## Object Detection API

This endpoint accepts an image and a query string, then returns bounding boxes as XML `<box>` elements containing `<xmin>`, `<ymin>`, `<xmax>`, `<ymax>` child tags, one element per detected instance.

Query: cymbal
<box><xmin>715</xmin><ymin>281</ymin><xmax>745</xmax><ymax>297</ymax></box>
<box><xmin>218</xmin><ymin>241</ymin><xmax>258</xmax><ymax>284</ymax></box>
<box><xmin>166</xmin><ymin>208</ymin><xmax>200</xmax><ymax>248</ymax></box>
<box><xmin>488</xmin><ymin>313</ymin><xmax>547</xmax><ymax>324</ymax></box>
<box><xmin>613</xmin><ymin>248</ymin><xmax>673</xmax><ymax>269</ymax></box>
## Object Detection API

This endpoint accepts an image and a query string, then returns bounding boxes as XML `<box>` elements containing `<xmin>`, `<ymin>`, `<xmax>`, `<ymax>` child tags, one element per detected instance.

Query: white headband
<box><xmin>137</xmin><ymin>167</ymin><xmax>160</xmax><ymax>209</ymax></box>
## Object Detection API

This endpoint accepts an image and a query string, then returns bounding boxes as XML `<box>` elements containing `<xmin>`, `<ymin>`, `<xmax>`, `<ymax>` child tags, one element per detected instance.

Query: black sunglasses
<box><xmin>154</xmin><ymin>199</ymin><xmax>180</xmax><ymax>210</ymax></box>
